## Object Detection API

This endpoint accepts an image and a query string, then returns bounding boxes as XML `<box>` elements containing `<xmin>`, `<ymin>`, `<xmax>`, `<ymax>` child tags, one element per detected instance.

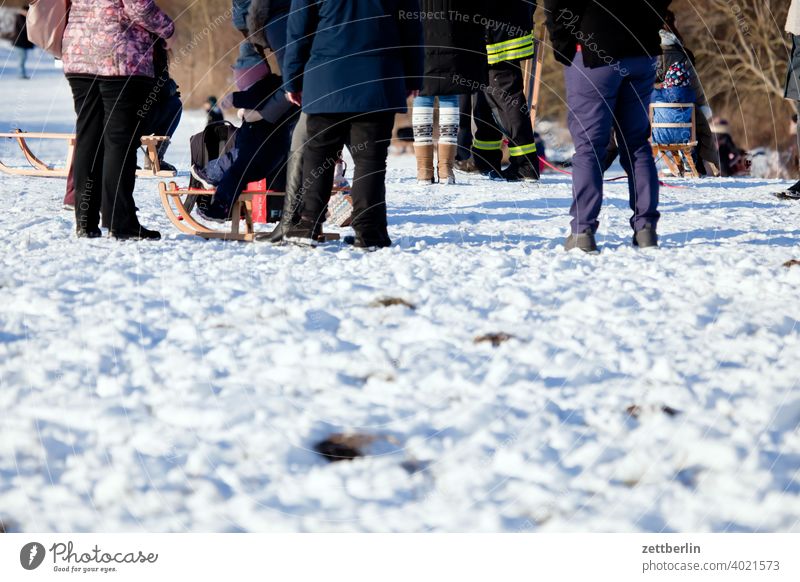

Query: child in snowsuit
<box><xmin>195</xmin><ymin>63</ymin><xmax>296</xmax><ymax>222</ymax></box>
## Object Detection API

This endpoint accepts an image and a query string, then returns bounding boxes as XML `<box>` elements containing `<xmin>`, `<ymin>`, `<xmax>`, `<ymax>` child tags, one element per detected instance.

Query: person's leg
<box><xmin>601</xmin><ymin>131</ymin><xmax>619</xmax><ymax>173</ymax></box>
<box><xmin>456</xmin><ymin>93</ymin><xmax>474</xmax><ymax>161</ymax></box>
<box><xmin>694</xmin><ymin>112</ymin><xmax>720</xmax><ymax>176</ymax></box>
<box><xmin>67</xmin><ymin>76</ymin><xmax>104</xmax><ymax>235</ymax></box>
<box><xmin>484</xmin><ymin>63</ymin><xmax>539</xmax><ymax>179</ymax></box>
<box><xmin>17</xmin><ymin>47</ymin><xmax>28</xmax><ymax>78</ymax></box>
<box><xmin>348</xmin><ymin>111</ymin><xmax>395</xmax><ymax>245</ymax></box>
<box><xmin>157</xmin><ymin>94</ymin><xmax>183</xmax><ymax>162</ymax></box>
<box><xmin>612</xmin><ymin>57</ymin><xmax>661</xmax><ymax>234</ymax></box>
<box><xmin>300</xmin><ymin>113</ymin><xmax>348</xmax><ymax>226</ymax></box>
<box><xmin>98</xmin><ymin>77</ymin><xmax>152</xmax><ymax>234</ymax></box>
<box><xmin>563</xmin><ymin>52</ymin><xmax>623</xmax><ymax>234</ymax></box>
<box><xmin>472</xmin><ymin>90</ymin><xmax>504</xmax><ymax>174</ymax></box>
<box><xmin>437</xmin><ymin>94</ymin><xmax>460</xmax><ymax>184</ymax></box>
<box><xmin>412</xmin><ymin>94</ymin><xmax>435</xmax><ymax>183</ymax></box>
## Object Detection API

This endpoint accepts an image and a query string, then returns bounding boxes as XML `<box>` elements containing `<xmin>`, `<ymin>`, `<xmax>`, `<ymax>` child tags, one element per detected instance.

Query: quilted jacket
<box><xmin>62</xmin><ymin>0</ymin><xmax>174</xmax><ymax>78</ymax></box>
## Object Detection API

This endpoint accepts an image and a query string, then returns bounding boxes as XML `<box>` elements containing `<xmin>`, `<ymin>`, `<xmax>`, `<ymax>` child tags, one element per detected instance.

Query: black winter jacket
<box><xmin>418</xmin><ymin>0</ymin><xmax>486</xmax><ymax>95</ymax></box>
<box><xmin>544</xmin><ymin>0</ymin><xmax>671</xmax><ymax>68</ymax></box>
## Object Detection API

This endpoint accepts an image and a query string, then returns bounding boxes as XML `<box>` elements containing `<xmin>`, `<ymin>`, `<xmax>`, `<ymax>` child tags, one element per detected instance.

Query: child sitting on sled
<box><xmin>192</xmin><ymin>61</ymin><xmax>297</xmax><ymax>222</ymax></box>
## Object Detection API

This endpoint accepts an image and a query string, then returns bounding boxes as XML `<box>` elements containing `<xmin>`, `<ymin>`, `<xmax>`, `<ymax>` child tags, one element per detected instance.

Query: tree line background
<box><xmin>2</xmin><ymin>0</ymin><xmax>794</xmax><ymax>151</ymax></box>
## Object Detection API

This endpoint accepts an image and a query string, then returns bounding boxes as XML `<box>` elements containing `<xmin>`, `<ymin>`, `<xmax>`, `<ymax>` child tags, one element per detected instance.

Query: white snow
<box><xmin>0</xmin><ymin>48</ymin><xmax>799</xmax><ymax>533</ymax></box>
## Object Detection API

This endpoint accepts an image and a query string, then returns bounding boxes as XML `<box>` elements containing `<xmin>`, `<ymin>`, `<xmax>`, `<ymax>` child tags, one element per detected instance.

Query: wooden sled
<box><xmin>0</xmin><ymin>130</ymin><xmax>75</xmax><ymax>177</ymax></box>
<box><xmin>137</xmin><ymin>136</ymin><xmax>177</xmax><ymax>178</ymax></box>
<box><xmin>0</xmin><ymin>131</ymin><xmax>176</xmax><ymax>179</ymax></box>
<box><xmin>650</xmin><ymin>103</ymin><xmax>700</xmax><ymax>178</ymax></box>
<box><xmin>158</xmin><ymin>181</ymin><xmax>343</xmax><ymax>243</ymax></box>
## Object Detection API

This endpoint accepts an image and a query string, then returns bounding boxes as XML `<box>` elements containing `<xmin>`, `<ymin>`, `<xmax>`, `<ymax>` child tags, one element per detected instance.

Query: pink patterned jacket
<box><xmin>63</xmin><ymin>0</ymin><xmax>175</xmax><ymax>78</ymax></box>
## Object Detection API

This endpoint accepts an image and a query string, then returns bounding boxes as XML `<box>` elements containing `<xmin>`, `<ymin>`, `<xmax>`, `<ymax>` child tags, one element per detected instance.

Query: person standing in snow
<box><xmin>545</xmin><ymin>0</ymin><xmax>670</xmax><ymax>252</ymax></box>
<box><xmin>777</xmin><ymin>0</ymin><xmax>800</xmax><ymax>199</ymax></box>
<box><xmin>411</xmin><ymin>0</ymin><xmax>485</xmax><ymax>185</ymax></box>
<box><xmin>282</xmin><ymin>0</ymin><xmax>424</xmax><ymax>249</ymax></box>
<box><xmin>475</xmin><ymin>2</ymin><xmax>540</xmax><ymax>182</ymax></box>
<box><xmin>62</xmin><ymin>0</ymin><xmax>175</xmax><ymax>240</ymax></box>
<box><xmin>656</xmin><ymin>11</ymin><xmax>719</xmax><ymax>177</ymax></box>
<box><xmin>11</xmin><ymin>6</ymin><xmax>33</xmax><ymax>79</ymax></box>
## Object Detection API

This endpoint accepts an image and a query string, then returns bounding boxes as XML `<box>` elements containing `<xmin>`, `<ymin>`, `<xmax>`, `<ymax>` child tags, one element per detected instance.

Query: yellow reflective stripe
<box><xmin>487</xmin><ymin>45</ymin><xmax>535</xmax><ymax>65</ymax></box>
<box><xmin>486</xmin><ymin>34</ymin><xmax>534</xmax><ymax>55</ymax></box>
<box><xmin>473</xmin><ymin>139</ymin><xmax>503</xmax><ymax>151</ymax></box>
<box><xmin>508</xmin><ymin>143</ymin><xmax>538</xmax><ymax>156</ymax></box>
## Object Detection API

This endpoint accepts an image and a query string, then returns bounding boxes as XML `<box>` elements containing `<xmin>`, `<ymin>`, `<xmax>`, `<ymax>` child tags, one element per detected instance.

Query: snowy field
<box><xmin>1</xmin><ymin>48</ymin><xmax>799</xmax><ymax>533</ymax></box>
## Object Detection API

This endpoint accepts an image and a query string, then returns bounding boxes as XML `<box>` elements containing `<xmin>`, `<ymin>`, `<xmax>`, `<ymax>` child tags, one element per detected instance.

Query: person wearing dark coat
<box><xmin>282</xmin><ymin>0</ymin><xmax>424</xmax><ymax>249</ymax></box>
<box><xmin>473</xmin><ymin>1</ymin><xmax>540</xmax><ymax>182</ymax></box>
<box><xmin>545</xmin><ymin>0</ymin><xmax>671</xmax><ymax>252</ymax></box>
<box><xmin>411</xmin><ymin>0</ymin><xmax>485</xmax><ymax>185</ymax></box>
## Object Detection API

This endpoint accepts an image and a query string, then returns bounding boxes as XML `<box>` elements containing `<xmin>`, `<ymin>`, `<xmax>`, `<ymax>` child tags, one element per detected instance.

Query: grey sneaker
<box><xmin>564</xmin><ymin>229</ymin><xmax>598</xmax><ymax>253</ymax></box>
<box><xmin>633</xmin><ymin>226</ymin><xmax>658</xmax><ymax>248</ymax></box>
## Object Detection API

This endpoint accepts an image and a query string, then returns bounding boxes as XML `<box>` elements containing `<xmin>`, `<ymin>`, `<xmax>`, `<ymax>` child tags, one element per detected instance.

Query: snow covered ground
<box><xmin>1</xmin><ymin>48</ymin><xmax>799</xmax><ymax>533</ymax></box>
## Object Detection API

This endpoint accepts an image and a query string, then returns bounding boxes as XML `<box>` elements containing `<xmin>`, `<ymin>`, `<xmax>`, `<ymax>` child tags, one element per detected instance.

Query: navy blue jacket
<box><xmin>283</xmin><ymin>0</ymin><xmax>424</xmax><ymax>115</ymax></box>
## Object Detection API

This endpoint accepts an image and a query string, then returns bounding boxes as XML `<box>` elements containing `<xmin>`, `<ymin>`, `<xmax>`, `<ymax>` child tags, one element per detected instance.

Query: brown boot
<box><xmin>437</xmin><ymin>143</ymin><xmax>457</xmax><ymax>185</ymax></box>
<box><xmin>414</xmin><ymin>144</ymin><xmax>435</xmax><ymax>184</ymax></box>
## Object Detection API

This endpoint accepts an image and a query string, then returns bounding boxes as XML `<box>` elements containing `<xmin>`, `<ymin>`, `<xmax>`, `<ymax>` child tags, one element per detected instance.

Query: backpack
<box><xmin>26</xmin><ymin>0</ymin><xmax>70</xmax><ymax>59</ymax></box>
<box><xmin>185</xmin><ymin>121</ymin><xmax>238</xmax><ymax>213</ymax></box>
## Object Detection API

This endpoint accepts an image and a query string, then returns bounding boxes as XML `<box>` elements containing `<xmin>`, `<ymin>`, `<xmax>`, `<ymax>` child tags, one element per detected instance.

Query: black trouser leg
<box><xmin>302</xmin><ymin>114</ymin><xmax>348</xmax><ymax>225</ymax></box>
<box><xmin>485</xmin><ymin>62</ymin><xmax>538</xmax><ymax>168</ymax></box>
<box><xmin>98</xmin><ymin>78</ymin><xmax>150</xmax><ymax>232</ymax></box>
<box><xmin>456</xmin><ymin>93</ymin><xmax>474</xmax><ymax>161</ymax></box>
<box><xmin>472</xmin><ymin>90</ymin><xmax>504</xmax><ymax>173</ymax></box>
<box><xmin>347</xmin><ymin>112</ymin><xmax>395</xmax><ymax>236</ymax></box>
<box><xmin>68</xmin><ymin>77</ymin><xmax>105</xmax><ymax>233</ymax></box>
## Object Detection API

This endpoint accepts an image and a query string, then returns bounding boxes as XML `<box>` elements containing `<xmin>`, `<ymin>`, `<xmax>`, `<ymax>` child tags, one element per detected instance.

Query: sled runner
<box><xmin>0</xmin><ymin>130</ymin><xmax>74</xmax><ymax>177</ymax></box>
<box><xmin>158</xmin><ymin>181</ymin><xmax>346</xmax><ymax>243</ymax></box>
<box><xmin>0</xmin><ymin>131</ymin><xmax>176</xmax><ymax>178</ymax></box>
<box><xmin>649</xmin><ymin>103</ymin><xmax>700</xmax><ymax>178</ymax></box>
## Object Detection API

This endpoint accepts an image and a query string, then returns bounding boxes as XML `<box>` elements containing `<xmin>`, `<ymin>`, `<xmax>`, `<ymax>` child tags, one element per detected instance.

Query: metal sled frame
<box><xmin>158</xmin><ymin>181</ymin><xmax>341</xmax><ymax>243</ymax></box>
<box><xmin>0</xmin><ymin>131</ymin><xmax>176</xmax><ymax>179</ymax></box>
<box><xmin>650</xmin><ymin>103</ymin><xmax>700</xmax><ymax>179</ymax></box>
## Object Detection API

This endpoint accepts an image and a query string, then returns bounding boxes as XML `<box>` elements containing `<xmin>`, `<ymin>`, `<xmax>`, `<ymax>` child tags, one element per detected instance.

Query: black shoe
<box><xmin>284</xmin><ymin>218</ymin><xmax>319</xmax><ymax>247</ymax></box>
<box><xmin>564</xmin><ymin>228</ymin><xmax>598</xmax><ymax>253</ymax></box>
<box><xmin>158</xmin><ymin>160</ymin><xmax>177</xmax><ymax>173</ymax></box>
<box><xmin>493</xmin><ymin>160</ymin><xmax>540</xmax><ymax>182</ymax></box>
<box><xmin>111</xmin><ymin>225</ymin><xmax>161</xmax><ymax>240</ymax></box>
<box><xmin>343</xmin><ymin>229</ymin><xmax>392</xmax><ymax>250</ymax></box>
<box><xmin>76</xmin><ymin>227</ymin><xmax>102</xmax><ymax>239</ymax></box>
<box><xmin>633</xmin><ymin>225</ymin><xmax>658</xmax><ymax>248</ymax></box>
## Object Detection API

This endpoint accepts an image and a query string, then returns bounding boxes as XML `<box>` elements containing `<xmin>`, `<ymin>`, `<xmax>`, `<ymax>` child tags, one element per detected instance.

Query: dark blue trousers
<box><xmin>564</xmin><ymin>53</ymin><xmax>660</xmax><ymax>233</ymax></box>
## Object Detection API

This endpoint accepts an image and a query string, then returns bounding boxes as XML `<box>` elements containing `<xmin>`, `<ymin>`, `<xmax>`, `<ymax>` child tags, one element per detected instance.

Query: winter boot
<box><xmin>437</xmin><ymin>143</ymin><xmax>457</xmax><ymax>185</ymax></box>
<box><xmin>472</xmin><ymin>146</ymin><xmax>503</xmax><ymax>177</ymax></box>
<box><xmin>283</xmin><ymin>217</ymin><xmax>320</xmax><ymax>247</ymax></box>
<box><xmin>633</xmin><ymin>225</ymin><xmax>659</xmax><ymax>248</ymax></box>
<box><xmin>493</xmin><ymin>154</ymin><xmax>540</xmax><ymax>182</ymax></box>
<box><xmin>564</xmin><ymin>228</ymin><xmax>598</xmax><ymax>253</ymax></box>
<box><xmin>415</xmin><ymin>144</ymin><xmax>435</xmax><ymax>185</ymax></box>
<box><xmin>455</xmin><ymin>157</ymin><xmax>480</xmax><ymax>173</ymax></box>
<box><xmin>262</xmin><ymin>183</ymin><xmax>303</xmax><ymax>242</ymax></box>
